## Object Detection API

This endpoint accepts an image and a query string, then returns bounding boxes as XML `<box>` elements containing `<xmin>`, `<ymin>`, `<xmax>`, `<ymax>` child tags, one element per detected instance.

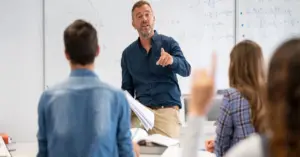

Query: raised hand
<box><xmin>156</xmin><ymin>48</ymin><xmax>173</xmax><ymax>67</ymax></box>
<box><xmin>189</xmin><ymin>52</ymin><xmax>216</xmax><ymax>116</ymax></box>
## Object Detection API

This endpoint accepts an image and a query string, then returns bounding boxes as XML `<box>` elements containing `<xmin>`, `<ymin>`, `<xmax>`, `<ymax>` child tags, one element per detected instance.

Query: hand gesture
<box><xmin>189</xmin><ymin>53</ymin><xmax>216</xmax><ymax>116</ymax></box>
<box><xmin>156</xmin><ymin>48</ymin><xmax>173</xmax><ymax>67</ymax></box>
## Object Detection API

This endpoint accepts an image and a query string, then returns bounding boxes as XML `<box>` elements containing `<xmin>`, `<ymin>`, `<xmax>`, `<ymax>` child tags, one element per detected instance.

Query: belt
<box><xmin>148</xmin><ymin>105</ymin><xmax>179</xmax><ymax>110</ymax></box>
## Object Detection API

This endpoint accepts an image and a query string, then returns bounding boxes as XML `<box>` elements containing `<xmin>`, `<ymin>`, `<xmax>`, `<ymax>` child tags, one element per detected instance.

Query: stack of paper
<box><xmin>0</xmin><ymin>137</ymin><xmax>11</xmax><ymax>157</ymax></box>
<box><xmin>124</xmin><ymin>91</ymin><xmax>155</xmax><ymax>131</ymax></box>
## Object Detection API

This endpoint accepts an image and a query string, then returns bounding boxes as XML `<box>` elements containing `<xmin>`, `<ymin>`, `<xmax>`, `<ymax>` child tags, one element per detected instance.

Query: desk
<box><xmin>161</xmin><ymin>146</ymin><xmax>215</xmax><ymax>157</ymax></box>
<box><xmin>8</xmin><ymin>142</ymin><xmax>161</xmax><ymax>157</ymax></box>
<box><xmin>9</xmin><ymin>122</ymin><xmax>216</xmax><ymax>157</ymax></box>
<box><xmin>8</xmin><ymin>143</ymin><xmax>215</xmax><ymax>157</ymax></box>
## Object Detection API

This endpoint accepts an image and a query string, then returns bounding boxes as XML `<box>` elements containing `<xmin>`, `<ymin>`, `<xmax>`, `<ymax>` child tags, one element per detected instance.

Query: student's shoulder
<box><xmin>220</xmin><ymin>88</ymin><xmax>242</xmax><ymax>99</ymax></box>
<box><xmin>99</xmin><ymin>82</ymin><xmax>128</xmax><ymax>101</ymax></box>
<box><xmin>224</xmin><ymin>133</ymin><xmax>263</xmax><ymax>157</ymax></box>
<box><xmin>42</xmin><ymin>79</ymin><xmax>69</xmax><ymax>96</ymax></box>
<box><xmin>96</xmin><ymin>81</ymin><xmax>125</xmax><ymax>95</ymax></box>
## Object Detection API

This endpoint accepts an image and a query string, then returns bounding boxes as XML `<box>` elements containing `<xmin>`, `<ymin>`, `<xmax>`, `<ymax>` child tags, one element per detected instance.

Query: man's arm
<box><xmin>37</xmin><ymin>93</ymin><xmax>48</xmax><ymax>157</ymax></box>
<box><xmin>121</xmin><ymin>51</ymin><xmax>134</xmax><ymax>97</ymax></box>
<box><xmin>169</xmin><ymin>37</ymin><xmax>191</xmax><ymax>77</ymax></box>
<box><xmin>117</xmin><ymin>91</ymin><xmax>134</xmax><ymax>157</ymax></box>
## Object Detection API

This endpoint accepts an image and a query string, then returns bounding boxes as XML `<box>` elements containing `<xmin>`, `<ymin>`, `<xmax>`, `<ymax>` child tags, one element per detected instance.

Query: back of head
<box><xmin>229</xmin><ymin>40</ymin><xmax>266</xmax><ymax>132</ymax></box>
<box><xmin>267</xmin><ymin>38</ymin><xmax>300</xmax><ymax>157</ymax></box>
<box><xmin>64</xmin><ymin>19</ymin><xmax>98</xmax><ymax>65</ymax></box>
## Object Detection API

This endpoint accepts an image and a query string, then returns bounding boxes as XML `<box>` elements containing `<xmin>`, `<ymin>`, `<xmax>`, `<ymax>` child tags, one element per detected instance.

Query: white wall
<box><xmin>0</xmin><ymin>0</ymin><xmax>44</xmax><ymax>142</ymax></box>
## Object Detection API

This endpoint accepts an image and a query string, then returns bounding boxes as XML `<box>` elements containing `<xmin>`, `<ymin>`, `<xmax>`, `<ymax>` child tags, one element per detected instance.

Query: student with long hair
<box><xmin>214</xmin><ymin>40</ymin><xmax>266</xmax><ymax>156</ymax></box>
<box><xmin>225</xmin><ymin>38</ymin><xmax>300</xmax><ymax>157</ymax></box>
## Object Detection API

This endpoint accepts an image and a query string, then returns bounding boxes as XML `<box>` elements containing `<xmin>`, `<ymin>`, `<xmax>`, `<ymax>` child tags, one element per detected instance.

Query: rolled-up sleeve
<box><xmin>168</xmin><ymin>37</ymin><xmax>191</xmax><ymax>77</ymax></box>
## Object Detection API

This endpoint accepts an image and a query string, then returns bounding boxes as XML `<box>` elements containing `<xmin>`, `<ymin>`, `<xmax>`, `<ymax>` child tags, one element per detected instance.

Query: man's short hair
<box><xmin>131</xmin><ymin>0</ymin><xmax>152</xmax><ymax>16</ymax></box>
<box><xmin>64</xmin><ymin>19</ymin><xmax>98</xmax><ymax>65</ymax></box>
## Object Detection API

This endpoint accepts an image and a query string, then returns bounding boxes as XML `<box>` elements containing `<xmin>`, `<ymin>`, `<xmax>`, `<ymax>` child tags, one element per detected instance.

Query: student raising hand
<box><xmin>189</xmin><ymin>52</ymin><xmax>216</xmax><ymax>116</ymax></box>
<box><xmin>181</xmin><ymin>53</ymin><xmax>216</xmax><ymax>157</ymax></box>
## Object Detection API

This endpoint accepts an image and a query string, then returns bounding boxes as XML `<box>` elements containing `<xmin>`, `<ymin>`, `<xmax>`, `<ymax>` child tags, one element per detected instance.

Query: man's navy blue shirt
<box><xmin>121</xmin><ymin>30</ymin><xmax>191</xmax><ymax>108</ymax></box>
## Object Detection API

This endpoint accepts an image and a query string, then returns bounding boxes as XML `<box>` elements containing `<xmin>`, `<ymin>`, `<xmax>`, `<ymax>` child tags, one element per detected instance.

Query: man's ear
<box><xmin>95</xmin><ymin>46</ymin><xmax>100</xmax><ymax>57</ymax></box>
<box><xmin>132</xmin><ymin>20</ymin><xmax>136</xmax><ymax>29</ymax></box>
<box><xmin>65</xmin><ymin>51</ymin><xmax>70</xmax><ymax>60</ymax></box>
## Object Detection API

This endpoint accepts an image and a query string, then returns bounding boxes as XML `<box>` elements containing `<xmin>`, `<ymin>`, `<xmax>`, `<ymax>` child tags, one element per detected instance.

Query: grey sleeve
<box><xmin>180</xmin><ymin>116</ymin><xmax>205</xmax><ymax>157</ymax></box>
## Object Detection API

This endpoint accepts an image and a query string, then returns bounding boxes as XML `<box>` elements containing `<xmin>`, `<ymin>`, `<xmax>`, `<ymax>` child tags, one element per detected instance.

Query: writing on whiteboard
<box><xmin>246</xmin><ymin>19</ymin><xmax>300</xmax><ymax>28</ymax></box>
<box><xmin>204</xmin><ymin>0</ymin><xmax>222</xmax><ymax>8</ymax></box>
<box><xmin>246</xmin><ymin>7</ymin><xmax>292</xmax><ymax>17</ymax></box>
<box><xmin>204</xmin><ymin>22</ymin><xmax>225</xmax><ymax>30</ymax></box>
<box><xmin>204</xmin><ymin>10</ymin><xmax>234</xmax><ymax>19</ymax></box>
<box><xmin>188</xmin><ymin>0</ymin><xmax>230</xmax><ymax>8</ymax></box>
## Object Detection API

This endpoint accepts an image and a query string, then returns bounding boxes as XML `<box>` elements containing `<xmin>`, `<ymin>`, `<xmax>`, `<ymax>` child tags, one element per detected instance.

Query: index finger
<box><xmin>161</xmin><ymin>48</ymin><xmax>165</xmax><ymax>54</ymax></box>
<box><xmin>210</xmin><ymin>51</ymin><xmax>217</xmax><ymax>79</ymax></box>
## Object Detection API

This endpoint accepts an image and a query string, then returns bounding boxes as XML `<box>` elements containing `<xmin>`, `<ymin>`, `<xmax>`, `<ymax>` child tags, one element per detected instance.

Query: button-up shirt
<box><xmin>121</xmin><ymin>30</ymin><xmax>191</xmax><ymax>108</ymax></box>
<box><xmin>37</xmin><ymin>69</ymin><xmax>134</xmax><ymax>157</ymax></box>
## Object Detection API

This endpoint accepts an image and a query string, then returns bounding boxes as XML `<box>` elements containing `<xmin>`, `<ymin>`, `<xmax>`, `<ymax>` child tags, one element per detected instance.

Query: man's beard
<box><xmin>139</xmin><ymin>27</ymin><xmax>152</xmax><ymax>39</ymax></box>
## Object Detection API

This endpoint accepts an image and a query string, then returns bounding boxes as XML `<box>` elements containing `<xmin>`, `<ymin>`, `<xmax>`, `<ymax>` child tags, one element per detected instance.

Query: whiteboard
<box><xmin>0</xmin><ymin>0</ymin><xmax>43</xmax><ymax>142</ymax></box>
<box><xmin>236</xmin><ymin>0</ymin><xmax>300</xmax><ymax>62</ymax></box>
<box><xmin>44</xmin><ymin>0</ymin><xmax>235</xmax><ymax>94</ymax></box>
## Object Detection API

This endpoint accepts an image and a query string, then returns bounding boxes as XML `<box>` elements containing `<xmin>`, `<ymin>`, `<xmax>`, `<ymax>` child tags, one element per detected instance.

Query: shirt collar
<box><xmin>70</xmin><ymin>69</ymin><xmax>97</xmax><ymax>77</ymax></box>
<box><xmin>151</xmin><ymin>30</ymin><xmax>159</xmax><ymax>41</ymax></box>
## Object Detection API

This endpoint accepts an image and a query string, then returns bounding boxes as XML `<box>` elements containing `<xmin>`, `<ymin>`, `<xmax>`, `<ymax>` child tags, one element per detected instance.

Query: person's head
<box><xmin>267</xmin><ymin>38</ymin><xmax>300</xmax><ymax>157</ymax></box>
<box><xmin>64</xmin><ymin>19</ymin><xmax>99</xmax><ymax>68</ymax></box>
<box><xmin>229</xmin><ymin>40</ymin><xmax>266</xmax><ymax>132</ymax></box>
<box><xmin>131</xmin><ymin>0</ymin><xmax>155</xmax><ymax>39</ymax></box>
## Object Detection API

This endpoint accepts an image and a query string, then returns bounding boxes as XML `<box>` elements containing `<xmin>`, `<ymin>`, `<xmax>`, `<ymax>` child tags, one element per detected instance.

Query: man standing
<box><xmin>36</xmin><ymin>20</ymin><xmax>138</xmax><ymax>157</ymax></box>
<box><xmin>121</xmin><ymin>0</ymin><xmax>191</xmax><ymax>138</ymax></box>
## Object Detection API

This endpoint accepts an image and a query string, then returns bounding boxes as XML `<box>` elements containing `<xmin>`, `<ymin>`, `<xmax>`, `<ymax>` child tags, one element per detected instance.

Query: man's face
<box><xmin>132</xmin><ymin>4</ymin><xmax>155</xmax><ymax>39</ymax></box>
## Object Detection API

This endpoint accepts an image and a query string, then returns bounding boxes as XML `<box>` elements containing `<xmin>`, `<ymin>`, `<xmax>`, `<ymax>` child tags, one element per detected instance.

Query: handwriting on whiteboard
<box><xmin>246</xmin><ymin>7</ymin><xmax>292</xmax><ymax>17</ymax></box>
<box><xmin>204</xmin><ymin>10</ymin><xmax>234</xmax><ymax>19</ymax></box>
<box><xmin>204</xmin><ymin>0</ymin><xmax>222</xmax><ymax>8</ymax></box>
<box><xmin>251</xmin><ymin>19</ymin><xmax>300</xmax><ymax>28</ymax></box>
<box><xmin>189</xmin><ymin>0</ymin><xmax>230</xmax><ymax>8</ymax></box>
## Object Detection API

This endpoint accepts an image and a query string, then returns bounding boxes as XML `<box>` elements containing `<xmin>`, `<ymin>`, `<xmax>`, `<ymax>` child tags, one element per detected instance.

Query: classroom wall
<box><xmin>0</xmin><ymin>0</ymin><xmax>44</xmax><ymax>142</ymax></box>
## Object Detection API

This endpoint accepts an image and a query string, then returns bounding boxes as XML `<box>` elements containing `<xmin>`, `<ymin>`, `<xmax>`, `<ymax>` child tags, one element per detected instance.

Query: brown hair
<box><xmin>131</xmin><ymin>0</ymin><xmax>152</xmax><ymax>16</ymax></box>
<box><xmin>267</xmin><ymin>38</ymin><xmax>300</xmax><ymax>157</ymax></box>
<box><xmin>229</xmin><ymin>40</ymin><xmax>266</xmax><ymax>133</ymax></box>
<box><xmin>64</xmin><ymin>19</ymin><xmax>98</xmax><ymax>65</ymax></box>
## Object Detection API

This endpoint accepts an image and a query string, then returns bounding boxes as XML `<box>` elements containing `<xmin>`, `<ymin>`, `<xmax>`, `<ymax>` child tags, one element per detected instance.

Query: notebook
<box><xmin>131</xmin><ymin>128</ymin><xmax>179</xmax><ymax>147</ymax></box>
<box><xmin>131</xmin><ymin>128</ymin><xmax>179</xmax><ymax>155</ymax></box>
